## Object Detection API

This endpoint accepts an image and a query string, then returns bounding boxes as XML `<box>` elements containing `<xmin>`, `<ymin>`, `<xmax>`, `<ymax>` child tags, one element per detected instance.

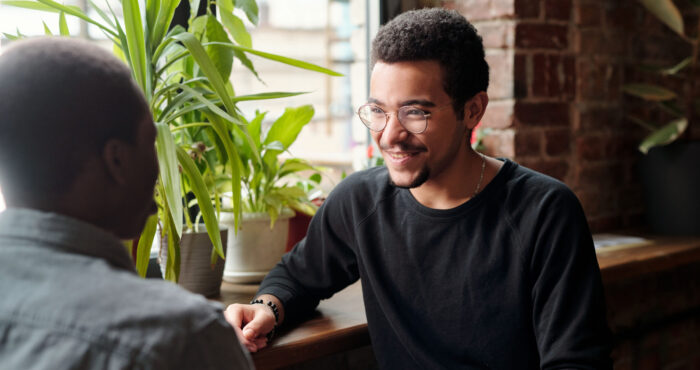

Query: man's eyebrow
<box><xmin>366</xmin><ymin>98</ymin><xmax>437</xmax><ymax>107</ymax></box>
<box><xmin>400</xmin><ymin>99</ymin><xmax>436</xmax><ymax>107</ymax></box>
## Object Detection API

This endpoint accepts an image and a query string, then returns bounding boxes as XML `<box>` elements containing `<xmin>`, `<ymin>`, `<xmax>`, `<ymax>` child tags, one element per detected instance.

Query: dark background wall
<box><xmin>444</xmin><ymin>0</ymin><xmax>699</xmax><ymax>233</ymax></box>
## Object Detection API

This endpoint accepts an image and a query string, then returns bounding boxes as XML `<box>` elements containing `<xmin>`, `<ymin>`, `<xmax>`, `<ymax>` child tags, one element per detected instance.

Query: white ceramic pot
<box><xmin>220</xmin><ymin>210</ymin><xmax>294</xmax><ymax>283</ymax></box>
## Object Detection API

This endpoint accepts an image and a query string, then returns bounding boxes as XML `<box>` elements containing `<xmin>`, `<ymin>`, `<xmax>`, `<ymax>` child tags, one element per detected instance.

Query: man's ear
<box><xmin>462</xmin><ymin>91</ymin><xmax>489</xmax><ymax>130</ymax></box>
<box><xmin>102</xmin><ymin>139</ymin><xmax>129</xmax><ymax>185</ymax></box>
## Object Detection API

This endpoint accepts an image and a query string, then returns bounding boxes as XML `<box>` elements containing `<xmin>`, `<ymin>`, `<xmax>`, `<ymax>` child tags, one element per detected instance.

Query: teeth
<box><xmin>389</xmin><ymin>152</ymin><xmax>411</xmax><ymax>159</ymax></box>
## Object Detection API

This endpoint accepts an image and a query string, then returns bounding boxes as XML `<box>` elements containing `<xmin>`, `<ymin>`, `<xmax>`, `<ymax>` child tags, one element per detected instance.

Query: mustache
<box><xmin>379</xmin><ymin>143</ymin><xmax>426</xmax><ymax>151</ymax></box>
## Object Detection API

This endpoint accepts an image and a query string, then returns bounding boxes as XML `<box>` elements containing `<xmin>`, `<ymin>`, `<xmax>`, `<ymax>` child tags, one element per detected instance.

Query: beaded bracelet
<box><xmin>250</xmin><ymin>298</ymin><xmax>279</xmax><ymax>341</ymax></box>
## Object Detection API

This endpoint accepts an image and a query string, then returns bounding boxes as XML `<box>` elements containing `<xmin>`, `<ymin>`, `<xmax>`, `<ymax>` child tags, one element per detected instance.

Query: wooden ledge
<box><xmin>596</xmin><ymin>237</ymin><xmax>700</xmax><ymax>284</ymax></box>
<box><xmin>219</xmin><ymin>237</ymin><xmax>700</xmax><ymax>369</ymax></box>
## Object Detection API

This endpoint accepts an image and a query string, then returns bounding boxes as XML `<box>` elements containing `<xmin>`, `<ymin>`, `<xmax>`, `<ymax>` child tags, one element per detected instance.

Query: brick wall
<box><xmin>446</xmin><ymin>0</ymin><xmax>698</xmax><ymax>233</ymax></box>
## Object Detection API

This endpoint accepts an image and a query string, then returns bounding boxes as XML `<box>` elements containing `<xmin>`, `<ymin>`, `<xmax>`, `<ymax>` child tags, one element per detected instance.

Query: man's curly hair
<box><xmin>371</xmin><ymin>8</ymin><xmax>489</xmax><ymax>119</ymax></box>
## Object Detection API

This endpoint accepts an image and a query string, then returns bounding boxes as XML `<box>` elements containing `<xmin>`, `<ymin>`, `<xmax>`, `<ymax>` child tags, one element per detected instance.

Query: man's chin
<box><xmin>388</xmin><ymin>168</ymin><xmax>430</xmax><ymax>189</ymax></box>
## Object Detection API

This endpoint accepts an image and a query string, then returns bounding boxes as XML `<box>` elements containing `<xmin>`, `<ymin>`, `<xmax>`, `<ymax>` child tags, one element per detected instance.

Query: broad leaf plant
<box><xmin>623</xmin><ymin>0</ymin><xmax>700</xmax><ymax>153</ymax></box>
<box><xmin>2</xmin><ymin>0</ymin><xmax>340</xmax><ymax>281</ymax></box>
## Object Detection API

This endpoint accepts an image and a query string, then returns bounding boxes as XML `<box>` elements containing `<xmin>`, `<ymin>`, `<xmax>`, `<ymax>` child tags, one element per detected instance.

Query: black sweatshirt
<box><xmin>258</xmin><ymin>159</ymin><xmax>612</xmax><ymax>369</ymax></box>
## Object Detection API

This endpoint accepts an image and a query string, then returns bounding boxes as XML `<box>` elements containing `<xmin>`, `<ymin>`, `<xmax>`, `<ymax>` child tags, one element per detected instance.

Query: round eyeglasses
<box><xmin>357</xmin><ymin>104</ymin><xmax>446</xmax><ymax>134</ymax></box>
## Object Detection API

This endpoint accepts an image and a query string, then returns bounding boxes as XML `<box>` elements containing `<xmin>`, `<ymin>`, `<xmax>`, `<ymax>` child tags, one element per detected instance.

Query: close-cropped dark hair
<box><xmin>371</xmin><ymin>8</ymin><xmax>489</xmax><ymax>118</ymax></box>
<box><xmin>0</xmin><ymin>37</ymin><xmax>149</xmax><ymax>200</ymax></box>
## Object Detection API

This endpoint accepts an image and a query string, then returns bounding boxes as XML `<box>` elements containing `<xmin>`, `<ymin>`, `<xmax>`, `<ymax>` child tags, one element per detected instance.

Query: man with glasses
<box><xmin>226</xmin><ymin>8</ymin><xmax>612</xmax><ymax>369</ymax></box>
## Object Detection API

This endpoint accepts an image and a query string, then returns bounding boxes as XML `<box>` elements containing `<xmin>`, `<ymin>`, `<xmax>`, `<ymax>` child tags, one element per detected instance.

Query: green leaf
<box><xmin>2</xmin><ymin>0</ymin><xmax>60</xmax><ymax>11</ymax></box>
<box><xmin>221</xmin><ymin>11</ymin><xmax>252</xmax><ymax>48</ymax></box>
<box><xmin>189</xmin><ymin>15</ymin><xmax>235</xmax><ymax>82</ymax></box>
<box><xmin>638</xmin><ymin>0</ymin><xmax>684</xmax><ymax>35</ymax></box>
<box><xmin>233</xmin><ymin>48</ymin><xmax>261</xmax><ymax>81</ymax></box>
<box><xmin>150</xmin><ymin>0</ymin><xmax>179</xmax><ymax>54</ymax></box>
<box><xmin>176</xmin><ymin>146</ymin><xmax>225</xmax><ymax>261</ymax></box>
<box><xmin>639</xmin><ymin>118</ymin><xmax>688</xmax><ymax>154</ymax></box>
<box><xmin>173</xmin><ymin>32</ymin><xmax>237</xmax><ymax>115</ymax></box>
<box><xmin>135</xmin><ymin>214</ymin><xmax>158</xmax><ymax>277</ymax></box>
<box><xmin>278</xmin><ymin>158</ymin><xmax>315</xmax><ymax>178</ymax></box>
<box><xmin>232</xmin><ymin>91</ymin><xmax>307</xmax><ymax>102</ymax></box>
<box><xmin>155</xmin><ymin>122</ymin><xmax>183</xmax><ymax>238</ymax></box>
<box><xmin>204</xmin><ymin>113</ymin><xmax>245</xmax><ymax>231</ymax></box>
<box><xmin>87</xmin><ymin>0</ymin><xmax>116</xmax><ymax>28</ymax></box>
<box><xmin>34</xmin><ymin>0</ymin><xmax>117</xmax><ymax>37</ymax></box>
<box><xmin>207</xmin><ymin>42</ymin><xmax>343</xmax><ymax>76</ymax></box>
<box><xmin>622</xmin><ymin>83</ymin><xmax>677</xmax><ymax>101</ymax></box>
<box><xmin>2</xmin><ymin>33</ymin><xmax>20</xmax><ymax>40</ymax></box>
<box><xmin>59</xmin><ymin>11</ymin><xmax>69</xmax><ymax>35</ymax></box>
<box><xmin>121</xmin><ymin>0</ymin><xmax>149</xmax><ymax>97</ymax></box>
<box><xmin>264</xmin><ymin>105</ymin><xmax>315</xmax><ymax>150</ymax></box>
<box><xmin>42</xmin><ymin>21</ymin><xmax>53</xmax><ymax>35</ymax></box>
<box><xmin>661</xmin><ymin>57</ymin><xmax>691</xmax><ymax>75</ymax></box>
<box><xmin>234</xmin><ymin>0</ymin><xmax>258</xmax><ymax>25</ymax></box>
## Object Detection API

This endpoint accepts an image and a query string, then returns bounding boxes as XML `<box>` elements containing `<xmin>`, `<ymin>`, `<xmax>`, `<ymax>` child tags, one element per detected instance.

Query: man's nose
<box><xmin>381</xmin><ymin>113</ymin><xmax>409</xmax><ymax>146</ymax></box>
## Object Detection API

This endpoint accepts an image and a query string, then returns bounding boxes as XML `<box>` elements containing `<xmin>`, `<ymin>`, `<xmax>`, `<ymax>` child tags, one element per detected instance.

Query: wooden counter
<box><xmin>219</xmin><ymin>237</ymin><xmax>700</xmax><ymax>369</ymax></box>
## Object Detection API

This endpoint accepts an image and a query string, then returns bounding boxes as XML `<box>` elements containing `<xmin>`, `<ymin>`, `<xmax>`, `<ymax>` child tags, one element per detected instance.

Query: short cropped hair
<box><xmin>0</xmin><ymin>37</ymin><xmax>149</xmax><ymax>199</ymax></box>
<box><xmin>371</xmin><ymin>8</ymin><xmax>489</xmax><ymax>118</ymax></box>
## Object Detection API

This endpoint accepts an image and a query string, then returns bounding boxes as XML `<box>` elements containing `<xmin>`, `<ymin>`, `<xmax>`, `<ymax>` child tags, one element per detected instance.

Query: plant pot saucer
<box><xmin>223</xmin><ymin>270</ymin><xmax>268</xmax><ymax>283</ymax></box>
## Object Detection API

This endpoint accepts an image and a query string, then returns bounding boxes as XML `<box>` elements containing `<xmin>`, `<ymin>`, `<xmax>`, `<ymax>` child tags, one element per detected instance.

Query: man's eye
<box><xmin>370</xmin><ymin>107</ymin><xmax>384</xmax><ymax>114</ymax></box>
<box><xmin>405</xmin><ymin>109</ymin><xmax>424</xmax><ymax>116</ymax></box>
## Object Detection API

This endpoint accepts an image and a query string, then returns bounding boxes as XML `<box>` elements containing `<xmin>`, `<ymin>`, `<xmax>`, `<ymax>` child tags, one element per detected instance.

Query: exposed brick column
<box><xmin>445</xmin><ymin>0</ymin><xmax>698</xmax><ymax>232</ymax></box>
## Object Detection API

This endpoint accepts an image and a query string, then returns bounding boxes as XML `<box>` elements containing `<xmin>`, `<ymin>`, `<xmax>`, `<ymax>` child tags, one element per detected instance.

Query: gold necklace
<box><xmin>473</xmin><ymin>152</ymin><xmax>486</xmax><ymax>197</ymax></box>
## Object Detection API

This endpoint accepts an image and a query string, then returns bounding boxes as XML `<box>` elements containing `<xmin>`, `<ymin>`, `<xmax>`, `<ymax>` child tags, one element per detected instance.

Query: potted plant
<box><xmin>219</xmin><ymin>107</ymin><xmax>323</xmax><ymax>283</ymax></box>
<box><xmin>4</xmin><ymin>0</ymin><xmax>340</xmax><ymax>288</ymax></box>
<box><xmin>622</xmin><ymin>0</ymin><xmax>700</xmax><ymax>235</ymax></box>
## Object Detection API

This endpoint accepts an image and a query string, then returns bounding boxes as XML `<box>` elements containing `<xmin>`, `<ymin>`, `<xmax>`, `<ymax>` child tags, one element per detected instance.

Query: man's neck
<box><xmin>409</xmin><ymin>150</ymin><xmax>498</xmax><ymax>210</ymax></box>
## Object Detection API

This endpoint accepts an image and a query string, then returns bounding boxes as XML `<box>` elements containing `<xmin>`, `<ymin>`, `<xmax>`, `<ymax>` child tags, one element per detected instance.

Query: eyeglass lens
<box><xmin>357</xmin><ymin>105</ymin><xmax>428</xmax><ymax>133</ymax></box>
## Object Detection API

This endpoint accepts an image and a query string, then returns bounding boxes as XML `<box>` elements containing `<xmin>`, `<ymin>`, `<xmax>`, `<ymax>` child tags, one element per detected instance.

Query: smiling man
<box><xmin>226</xmin><ymin>8</ymin><xmax>612</xmax><ymax>369</ymax></box>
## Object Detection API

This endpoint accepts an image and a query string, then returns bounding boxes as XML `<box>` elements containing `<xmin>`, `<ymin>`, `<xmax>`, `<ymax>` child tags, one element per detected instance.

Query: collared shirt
<box><xmin>0</xmin><ymin>208</ymin><xmax>253</xmax><ymax>370</ymax></box>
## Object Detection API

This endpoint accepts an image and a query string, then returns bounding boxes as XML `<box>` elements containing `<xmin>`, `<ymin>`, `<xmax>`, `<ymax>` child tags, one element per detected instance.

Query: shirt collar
<box><xmin>0</xmin><ymin>207</ymin><xmax>136</xmax><ymax>272</ymax></box>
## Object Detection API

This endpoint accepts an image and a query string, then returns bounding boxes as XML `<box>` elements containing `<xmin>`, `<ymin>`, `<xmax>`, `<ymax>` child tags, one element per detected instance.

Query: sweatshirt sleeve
<box><xmin>257</xmin><ymin>180</ymin><xmax>360</xmax><ymax>323</ymax></box>
<box><xmin>526</xmin><ymin>186</ymin><xmax>613</xmax><ymax>369</ymax></box>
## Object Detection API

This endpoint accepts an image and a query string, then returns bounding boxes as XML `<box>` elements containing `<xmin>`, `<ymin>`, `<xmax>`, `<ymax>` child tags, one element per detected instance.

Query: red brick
<box><xmin>519</xmin><ymin>159</ymin><xmax>570</xmax><ymax>181</ymax></box>
<box><xmin>575</xmin><ymin>163</ymin><xmax>624</xmax><ymax>187</ymax></box>
<box><xmin>578</xmin><ymin>61</ymin><xmax>623</xmax><ymax>101</ymax></box>
<box><xmin>563</xmin><ymin>55</ymin><xmax>575</xmax><ymax>97</ymax></box>
<box><xmin>454</xmin><ymin>0</ymin><xmax>491</xmax><ymax>21</ymax></box>
<box><xmin>516</xmin><ymin>23</ymin><xmax>568</xmax><ymax>49</ymax></box>
<box><xmin>514</xmin><ymin>53</ymin><xmax>528</xmax><ymax>98</ymax></box>
<box><xmin>514</xmin><ymin>130</ymin><xmax>542</xmax><ymax>156</ymax></box>
<box><xmin>605</xmin><ymin>3</ymin><xmax>639</xmax><ymax>31</ymax></box>
<box><xmin>533</xmin><ymin>54</ymin><xmax>574</xmax><ymax>99</ymax></box>
<box><xmin>545</xmin><ymin>0</ymin><xmax>571</xmax><ymax>21</ymax></box>
<box><xmin>482</xmin><ymin>129</ymin><xmax>515</xmax><ymax>158</ymax></box>
<box><xmin>514</xmin><ymin>0</ymin><xmax>539</xmax><ymax>19</ymax></box>
<box><xmin>575</xmin><ymin>3</ymin><xmax>601</xmax><ymax>27</ymax></box>
<box><xmin>482</xmin><ymin>100</ymin><xmax>515</xmax><ymax>129</ymax></box>
<box><xmin>486</xmin><ymin>51</ymin><xmax>513</xmax><ymax>100</ymax></box>
<box><xmin>455</xmin><ymin>0</ymin><xmax>514</xmax><ymax>21</ymax></box>
<box><xmin>514</xmin><ymin>102</ymin><xmax>570</xmax><ymax>126</ymax></box>
<box><xmin>491</xmin><ymin>0</ymin><xmax>515</xmax><ymax>19</ymax></box>
<box><xmin>578</xmin><ymin>106</ymin><xmax>622</xmax><ymax>132</ymax></box>
<box><xmin>576</xmin><ymin>135</ymin><xmax>605</xmax><ymax>161</ymax></box>
<box><xmin>545</xmin><ymin>128</ymin><xmax>570</xmax><ymax>155</ymax></box>
<box><xmin>479</xmin><ymin>22</ymin><xmax>514</xmax><ymax>49</ymax></box>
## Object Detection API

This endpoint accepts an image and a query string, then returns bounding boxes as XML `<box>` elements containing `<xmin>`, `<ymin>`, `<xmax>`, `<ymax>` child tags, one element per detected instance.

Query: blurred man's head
<box><xmin>0</xmin><ymin>37</ymin><xmax>158</xmax><ymax>238</ymax></box>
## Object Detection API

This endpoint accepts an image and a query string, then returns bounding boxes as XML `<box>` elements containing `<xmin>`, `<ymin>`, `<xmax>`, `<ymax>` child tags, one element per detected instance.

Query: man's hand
<box><xmin>224</xmin><ymin>295</ymin><xmax>285</xmax><ymax>353</ymax></box>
